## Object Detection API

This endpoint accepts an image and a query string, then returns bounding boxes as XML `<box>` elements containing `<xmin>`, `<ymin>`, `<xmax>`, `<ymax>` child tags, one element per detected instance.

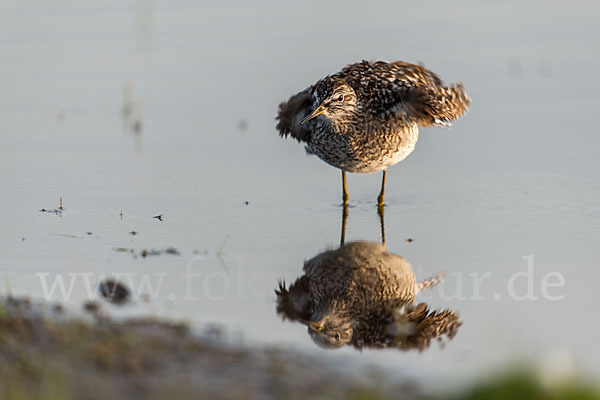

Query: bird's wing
<box><xmin>380</xmin><ymin>62</ymin><xmax>470</xmax><ymax>127</ymax></box>
<box><xmin>340</xmin><ymin>60</ymin><xmax>442</xmax><ymax>87</ymax></box>
<box><xmin>386</xmin><ymin>61</ymin><xmax>444</xmax><ymax>86</ymax></box>
<box><xmin>341</xmin><ymin>61</ymin><xmax>470</xmax><ymax>128</ymax></box>
<box><xmin>415</xmin><ymin>272</ymin><xmax>444</xmax><ymax>294</ymax></box>
<box><xmin>393</xmin><ymin>83</ymin><xmax>471</xmax><ymax>128</ymax></box>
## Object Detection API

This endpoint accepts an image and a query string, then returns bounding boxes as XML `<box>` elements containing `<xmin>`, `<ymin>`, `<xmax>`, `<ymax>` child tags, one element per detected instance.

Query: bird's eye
<box><xmin>336</xmin><ymin>95</ymin><xmax>344</xmax><ymax>102</ymax></box>
<box><xmin>335</xmin><ymin>333</ymin><xmax>341</xmax><ymax>341</ymax></box>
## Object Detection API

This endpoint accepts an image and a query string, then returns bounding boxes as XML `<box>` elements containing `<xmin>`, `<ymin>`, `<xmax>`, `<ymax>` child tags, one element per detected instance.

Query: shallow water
<box><xmin>1</xmin><ymin>0</ymin><xmax>600</xmax><ymax>389</ymax></box>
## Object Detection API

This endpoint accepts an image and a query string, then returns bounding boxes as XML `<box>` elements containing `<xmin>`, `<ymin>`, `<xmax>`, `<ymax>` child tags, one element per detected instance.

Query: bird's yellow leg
<box><xmin>377</xmin><ymin>169</ymin><xmax>386</xmax><ymax>207</ymax></box>
<box><xmin>341</xmin><ymin>170</ymin><xmax>349</xmax><ymax>206</ymax></box>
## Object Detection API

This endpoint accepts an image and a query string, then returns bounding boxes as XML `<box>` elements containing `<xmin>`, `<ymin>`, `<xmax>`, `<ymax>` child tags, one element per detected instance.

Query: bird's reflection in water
<box><xmin>276</xmin><ymin>206</ymin><xmax>461</xmax><ymax>351</ymax></box>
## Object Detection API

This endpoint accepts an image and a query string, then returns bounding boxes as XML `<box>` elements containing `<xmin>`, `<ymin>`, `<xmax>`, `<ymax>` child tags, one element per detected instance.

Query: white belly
<box><xmin>381</xmin><ymin>127</ymin><xmax>419</xmax><ymax>169</ymax></box>
<box><xmin>307</xmin><ymin>124</ymin><xmax>420</xmax><ymax>174</ymax></box>
<box><xmin>346</xmin><ymin>126</ymin><xmax>420</xmax><ymax>173</ymax></box>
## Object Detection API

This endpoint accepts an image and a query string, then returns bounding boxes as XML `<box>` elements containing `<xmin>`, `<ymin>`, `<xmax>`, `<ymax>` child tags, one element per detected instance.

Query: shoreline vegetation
<box><xmin>0</xmin><ymin>296</ymin><xmax>597</xmax><ymax>400</ymax></box>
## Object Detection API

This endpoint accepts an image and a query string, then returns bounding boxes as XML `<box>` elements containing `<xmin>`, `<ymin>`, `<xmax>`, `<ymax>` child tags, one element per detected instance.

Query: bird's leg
<box><xmin>341</xmin><ymin>170</ymin><xmax>349</xmax><ymax>206</ymax></box>
<box><xmin>377</xmin><ymin>169</ymin><xmax>386</xmax><ymax>207</ymax></box>
<box><xmin>377</xmin><ymin>203</ymin><xmax>386</xmax><ymax>246</ymax></box>
<box><xmin>340</xmin><ymin>202</ymin><xmax>349</xmax><ymax>247</ymax></box>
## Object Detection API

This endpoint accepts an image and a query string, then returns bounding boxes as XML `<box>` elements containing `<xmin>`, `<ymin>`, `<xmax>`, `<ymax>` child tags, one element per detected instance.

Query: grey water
<box><xmin>1</xmin><ymin>0</ymin><xmax>599</xmax><ymax>390</ymax></box>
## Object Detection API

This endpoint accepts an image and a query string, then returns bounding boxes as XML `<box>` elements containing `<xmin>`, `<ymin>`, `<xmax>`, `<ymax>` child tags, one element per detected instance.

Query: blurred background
<box><xmin>1</xmin><ymin>0</ymin><xmax>599</xmax><ymax>393</ymax></box>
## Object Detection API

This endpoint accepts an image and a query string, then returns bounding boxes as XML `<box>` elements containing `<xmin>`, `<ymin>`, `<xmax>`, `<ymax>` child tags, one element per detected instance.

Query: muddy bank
<box><xmin>0</xmin><ymin>297</ymin><xmax>417</xmax><ymax>400</ymax></box>
<box><xmin>0</xmin><ymin>297</ymin><xmax>597</xmax><ymax>400</ymax></box>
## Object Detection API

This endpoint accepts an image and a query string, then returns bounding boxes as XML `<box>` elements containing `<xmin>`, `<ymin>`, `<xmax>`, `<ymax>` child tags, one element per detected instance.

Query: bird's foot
<box><xmin>342</xmin><ymin>195</ymin><xmax>349</xmax><ymax>207</ymax></box>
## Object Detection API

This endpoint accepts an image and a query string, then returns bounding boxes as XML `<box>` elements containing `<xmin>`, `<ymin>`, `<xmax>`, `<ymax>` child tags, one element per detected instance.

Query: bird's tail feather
<box><xmin>275</xmin><ymin>277</ymin><xmax>312</xmax><ymax>321</ymax></box>
<box><xmin>405</xmin><ymin>84</ymin><xmax>470</xmax><ymax>128</ymax></box>
<box><xmin>416</xmin><ymin>272</ymin><xmax>444</xmax><ymax>294</ymax></box>
<box><xmin>398</xmin><ymin>303</ymin><xmax>462</xmax><ymax>351</ymax></box>
<box><xmin>276</xmin><ymin>89</ymin><xmax>313</xmax><ymax>143</ymax></box>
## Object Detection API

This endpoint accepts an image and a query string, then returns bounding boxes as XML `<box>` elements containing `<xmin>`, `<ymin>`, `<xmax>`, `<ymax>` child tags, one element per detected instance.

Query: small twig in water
<box><xmin>216</xmin><ymin>234</ymin><xmax>230</xmax><ymax>272</ymax></box>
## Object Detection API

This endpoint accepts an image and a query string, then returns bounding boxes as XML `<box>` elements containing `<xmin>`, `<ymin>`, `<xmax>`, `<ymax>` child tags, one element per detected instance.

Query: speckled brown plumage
<box><xmin>275</xmin><ymin>241</ymin><xmax>461</xmax><ymax>350</ymax></box>
<box><xmin>276</xmin><ymin>60</ymin><xmax>470</xmax><ymax>202</ymax></box>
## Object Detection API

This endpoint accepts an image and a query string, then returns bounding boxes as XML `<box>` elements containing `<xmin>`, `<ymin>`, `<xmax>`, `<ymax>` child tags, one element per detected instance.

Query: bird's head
<box><xmin>301</xmin><ymin>80</ymin><xmax>357</xmax><ymax>127</ymax></box>
<box><xmin>301</xmin><ymin>314</ymin><xmax>353</xmax><ymax>349</ymax></box>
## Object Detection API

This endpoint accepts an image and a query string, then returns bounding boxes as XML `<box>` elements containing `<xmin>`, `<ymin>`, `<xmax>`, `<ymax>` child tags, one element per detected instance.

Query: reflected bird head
<box><xmin>302</xmin><ymin>315</ymin><xmax>353</xmax><ymax>349</ymax></box>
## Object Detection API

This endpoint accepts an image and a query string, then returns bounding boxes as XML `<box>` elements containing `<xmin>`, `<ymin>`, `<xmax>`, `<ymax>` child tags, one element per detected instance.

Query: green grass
<box><xmin>454</xmin><ymin>370</ymin><xmax>600</xmax><ymax>400</ymax></box>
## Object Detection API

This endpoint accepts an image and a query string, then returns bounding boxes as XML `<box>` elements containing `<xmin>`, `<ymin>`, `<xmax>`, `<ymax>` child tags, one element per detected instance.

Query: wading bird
<box><xmin>277</xmin><ymin>60</ymin><xmax>470</xmax><ymax>206</ymax></box>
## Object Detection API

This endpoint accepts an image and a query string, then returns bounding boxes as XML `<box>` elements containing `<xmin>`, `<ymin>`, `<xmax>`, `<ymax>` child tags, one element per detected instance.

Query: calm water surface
<box><xmin>1</xmin><ymin>0</ymin><xmax>599</xmax><ymax>389</ymax></box>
